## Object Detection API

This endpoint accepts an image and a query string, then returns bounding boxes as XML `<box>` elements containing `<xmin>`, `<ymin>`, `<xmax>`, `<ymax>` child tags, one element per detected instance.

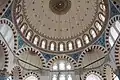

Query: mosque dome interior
<box><xmin>0</xmin><ymin>0</ymin><xmax>120</xmax><ymax>80</ymax></box>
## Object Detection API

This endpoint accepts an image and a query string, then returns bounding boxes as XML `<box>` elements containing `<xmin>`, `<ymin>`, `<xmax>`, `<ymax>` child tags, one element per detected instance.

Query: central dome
<box><xmin>22</xmin><ymin>0</ymin><xmax>98</xmax><ymax>40</ymax></box>
<box><xmin>12</xmin><ymin>0</ymin><xmax>109</xmax><ymax>54</ymax></box>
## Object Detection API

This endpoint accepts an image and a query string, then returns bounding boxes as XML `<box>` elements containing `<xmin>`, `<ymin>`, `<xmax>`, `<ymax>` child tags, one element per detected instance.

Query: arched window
<box><xmin>50</xmin><ymin>42</ymin><xmax>55</xmax><ymax>51</ymax></box>
<box><xmin>86</xmin><ymin>74</ymin><xmax>101</xmax><ymax>80</ymax></box>
<box><xmin>33</xmin><ymin>36</ymin><xmax>39</xmax><ymax>45</ymax></box>
<box><xmin>110</xmin><ymin>27</ymin><xmax>118</xmax><ymax>40</ymax></box>
<box><xmin>26</xmin><ymin>31</ymin><xmax>33</xmax><ymax>40</ymax></box>
<box><xmin>16</xmin><ymin>15</ymin><xmax>23</xmax><ymax>24</ymax></box>
<box><xmin>15</xmin><ymin>5</ymin><xmax>21</xmax><ymax>13</ymax></box>
<box><xmin>68</xmin><ymin>42</ymin><xmax>73</xmax><ymax>50</ymax></box>
<box><xmin>41</xmin><ymin>40</ymin><xmax>46</xmax><ymax>49</ymax></box>
<box><xmin>95</xmin><ymin>21</ymin><xmax>102</xmax><ymax>31</ymax></box>
<box><xmin>0</xmin><ymin>24</ymin><xmax>8</xmax><ymax>36</ymax></box>
<box><xmin>59</xmin><ymin>75</ymin><xmax>65</xmax><ymax>80</ymax></box>
<box><xmin>52</xmin><ymin>60</ymin><xmax>73</xmax><ymax>80</ymax></box>
<box><xmin>59</xmin><ymin>61</ymin><xmax>65</xmax><ymax>70</ymax></box>
<box><xmin>68</xmin><ymin>75</ymin><xmax>72</xmax><ymax>80</ymax></box>
<box><xmin>53</xmin><ymin>63</ymin><xmax>58</xmax><ymax>70</ymax></box>
<box><xmin>99</xmin><ymin>13</ymin><xmax>105</xmax><ymax>22</ymax></box>
<box><xmin>100</xmin><ymin>4</ymin><xmax>106</xmax><ymax>11</ymax></box>
<box><xmin>52</xmin><ymin>75</ymin><xmax>57</xmax><ymax>80</ymax></box>
<box><xmin>115</xmin><ymin>21</ymin><xmax>120</xmax><ymax>32</ymax></box>
<box><xmin>59</xmin><ymin>43</ymin><xmax>64</xmax><ymax>51</ymax></box>
<box><xmin>0</xmin><ymin>24</ymin><xmax>13</xmax><ymax>44</ymax></box>
<box><xmin>84</xmin><ymin>35</ymin><xmax>90</xmax><ymax>44</ymax></box>
<box><xmin>25</xmin><ymin>76</ymin><xmax>38</xmax><ymax>80</ymax></box>
<box><xmin>76</xmin><ymin>39</ymin><xmax>82</xmax><ymax>48</ymax></box>
<box><xmin>113</xmin><ymin>73</ymin><xmax>119</xmax><ymax>80</ymax></box>
<box><xmin>109</xmin><ymin>36</ymin><xmax>114</xmax><ymax>46</ymax></box>
<box><xmin>7</xmin><ymin>76</ymin><xmax>12</xmax><ymax>80</ymax></box>
<box><xmin>20</xmin><ymin>23</ymin><xmax>27</xmax><ymax>33</ymax></box>
<box><xmin>90</xmin><ymin>29</ymin><xmax>96</xmax><ymax>38</ymax></box>
<box><xmin>5</xmin><ymin>30</ymin><xmax>13</xmax><ymax>42</ymax></box>
<box><xmin>109</xmin><ymin>21</ymin><xmax>120</xmax><ymax>47</ymax></box>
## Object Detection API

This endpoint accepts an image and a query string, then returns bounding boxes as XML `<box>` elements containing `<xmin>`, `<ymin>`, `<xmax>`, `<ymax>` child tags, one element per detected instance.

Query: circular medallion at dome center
<box><xmin>22</xmin><ymin>0</ymin><xmax>98</xmax><ymax>40</ymax></box>
<box><xmin>49</xmin><ymin>0</ymin><xmax>71</xmax><ymax>15</ymax></box>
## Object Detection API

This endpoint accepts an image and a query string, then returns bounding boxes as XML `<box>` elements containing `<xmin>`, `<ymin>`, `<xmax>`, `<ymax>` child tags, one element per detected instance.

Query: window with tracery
<box><xmin>51</xmin><ymin>60</ymin><xmax>73</xmax><ymax>80</ymax></box>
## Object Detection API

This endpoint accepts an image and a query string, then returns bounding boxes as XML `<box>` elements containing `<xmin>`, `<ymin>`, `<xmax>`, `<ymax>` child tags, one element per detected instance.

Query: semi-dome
<box><xmin>12</xmin><ymin>0</ymin><xmax>109</xmax><ymax>54</ymax></box>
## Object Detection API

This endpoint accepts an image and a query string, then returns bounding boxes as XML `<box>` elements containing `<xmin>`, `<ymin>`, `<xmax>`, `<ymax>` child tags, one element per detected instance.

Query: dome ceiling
<box><xmin>12</xmin><ymin>0</ymin><xmax>109</xmax><ymax>54</ymax></box>
<box><xmin>22</xmin><ymin>0</ymin><xmax>98</xmax><ymax>39</ymax></box>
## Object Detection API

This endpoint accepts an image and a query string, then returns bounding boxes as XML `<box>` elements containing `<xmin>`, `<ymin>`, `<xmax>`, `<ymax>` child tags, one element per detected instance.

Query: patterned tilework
<box><xmin>42</xmin><ymin>52</ymin><xmax>55</xmax><ymax>62</ymax></box>
<box><xmin>2</xmin><ymin>5</ymin><xmax>12</xmax><ymax>21</ymax></box>
<box><xmin>68</xmin><ymin>52</ymin><xmax>81</xmax><ymax>62</ymax></box>
<box><xmin>18</xmin><ymin>35</ymin><xmax>28</xmax><ymax>49</ymax></box>
<box><xmin>94</xmin><ymin>33</ymin><xmax>106</xmax><ymax>47</ymax></box>
<box><xmin>110</xmin><ymin>0</ymin><xmax>120</xmax><ymax>18</ymax></box>
<box><xmin>0</xmin><ymin>76</ymin><xmax>7</xmax><ymax>80</ymax></box>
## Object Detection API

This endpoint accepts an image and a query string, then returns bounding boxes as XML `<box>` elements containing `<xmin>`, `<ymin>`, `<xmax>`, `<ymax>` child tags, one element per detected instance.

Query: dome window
<box><xmin>33</xmin><ymin>36</ymin><xmax>39</xmax><ymax>45</ymax></box>
<box><xmin>100</xmin><ymin>4</ymin><xmax>106</xmax><ymax>11</ymax></box>
<box><xmin>26</xmin><ymin>31</ymin><xmax>33</xmax><ymax>40</ymax></box>
<box><xmin>20</xmin><ymin>23</ymin><xmax>27</xmax><ymax>33</ymax></box>
<box><xmin>76</xmin><ymin>39</ymin><xmax>82</xmax><ymax>48</ymax></box>
<box><xmin>99</xmin><ymin>13</ymin><xmax>105</xmax><ymax>22</ymax></box>
<box><xmin>95</xmin><ymin>21</ymin><xmax>102</xmax><ymax>31</ymax></box>
<box><xmin>16</xmin><ymin>15</ymin><xmax>23</xmax><ymax>24</ymax></box>
<box><xmin>16</xmin><ymin>5</ymin><xmax>21</xmax><ymax>13</ymax></box>
<box><xmin>41</xmin><ymin>40</ymin><xmax>46</xmax><ymax>49</ymax></box>
<box><xmin>59</xmin><ymin>43</ymin><xmax>64</xmax><ymax>51</ymax></box>
<box><xmin>84</xmin><ymin>35</ymin><xmax>90</xmax><ymax>44</ymax></box>
<box><xmin>50</xmin><ymin>42</ymin><xmax>55</xmax><ymax>51</ymax></box>
<box><xmin>90</xmin><ymin>29</ymin><xmax>96</xmax><ymax>38</ymax></box>
<box><xmin>68</xmin><ymin>42</ymin><xmax>73</xmax><ymax>50</ymax></box>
